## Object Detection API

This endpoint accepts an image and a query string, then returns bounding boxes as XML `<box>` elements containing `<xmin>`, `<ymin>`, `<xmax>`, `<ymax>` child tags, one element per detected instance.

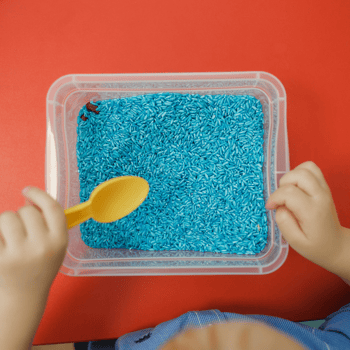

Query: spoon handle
<box><xmin>64</xmin><ymin>200</ymin><xmax>92</xmax><ymax>230</ymax></box>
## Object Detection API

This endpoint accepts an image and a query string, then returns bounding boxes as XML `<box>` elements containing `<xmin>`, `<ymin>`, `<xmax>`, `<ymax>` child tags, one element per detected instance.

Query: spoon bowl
<box><xmin>64</xmin><ymin>176</ymin><xmax>149</xmax><ymax>229</ymax></box>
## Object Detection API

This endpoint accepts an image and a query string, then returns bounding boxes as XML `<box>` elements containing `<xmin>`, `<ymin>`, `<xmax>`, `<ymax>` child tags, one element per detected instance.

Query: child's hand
<box><xmin>0</xmin><ymin>186</ymin><xmax>68</xmax><ymax>300</ymax></box>
<box><xmin>265</xmin><ymin>161</ymin><xmax>345</xmax><ymax>275</ymax></box>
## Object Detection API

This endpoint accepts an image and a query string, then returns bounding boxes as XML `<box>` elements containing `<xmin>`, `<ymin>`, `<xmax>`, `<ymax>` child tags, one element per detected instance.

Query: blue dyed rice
<box><xmin>76</xmin><ymin>93</ymin><xmax>268</xmax><ymax>255</ymax></box>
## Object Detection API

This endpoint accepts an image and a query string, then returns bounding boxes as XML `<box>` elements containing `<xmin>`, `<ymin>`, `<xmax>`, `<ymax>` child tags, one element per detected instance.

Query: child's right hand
<box><xmin>265</xmin><ymin>161</ymin><xmax>345</xmax><ymax>275</ymax></box>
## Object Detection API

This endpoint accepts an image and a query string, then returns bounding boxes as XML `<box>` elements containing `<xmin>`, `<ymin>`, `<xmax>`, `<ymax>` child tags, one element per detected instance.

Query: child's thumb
<box><xmin>274</xmin><ymin>206</ymin><xmax>308</xmax><ymax>246</ymax></box>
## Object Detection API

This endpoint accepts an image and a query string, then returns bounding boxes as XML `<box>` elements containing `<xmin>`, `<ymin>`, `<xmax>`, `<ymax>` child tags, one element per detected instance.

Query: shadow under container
<box><xmin>46</xmin><ymin>71</ymin><xmax>289</xmax><ymax>276</ymax></box>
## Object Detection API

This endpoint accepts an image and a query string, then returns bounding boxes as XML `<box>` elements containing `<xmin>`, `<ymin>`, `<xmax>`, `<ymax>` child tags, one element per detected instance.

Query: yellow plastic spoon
<box><xmin>64</xmin><ymin>176</ymin><xmax>149</xmax><ymax>230</ymax></box>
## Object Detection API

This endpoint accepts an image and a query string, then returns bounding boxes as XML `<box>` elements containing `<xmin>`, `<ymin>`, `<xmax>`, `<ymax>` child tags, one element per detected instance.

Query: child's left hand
<box><xmin>160</xmin><ymin>321</ymin><xmax>306</xmax><ymax>350</ymax></box>
<box><xmin>0</xmin><ymin>186</ymin><xmax>68</xmax><ymax>300</ymax></box>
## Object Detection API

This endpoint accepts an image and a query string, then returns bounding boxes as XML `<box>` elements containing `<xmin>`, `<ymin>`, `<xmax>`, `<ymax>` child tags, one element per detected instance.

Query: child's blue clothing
<box><xmin>74</xmin><ymin>303</ymin><xmax>350</xmax><ymax>349</ymax></box>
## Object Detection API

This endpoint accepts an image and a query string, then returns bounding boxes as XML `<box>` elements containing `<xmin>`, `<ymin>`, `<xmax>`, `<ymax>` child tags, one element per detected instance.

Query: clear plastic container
<box><xmin>46</xmin><ymin>72</ymin><xmax>289</xmax><ymax>276</ymax></box>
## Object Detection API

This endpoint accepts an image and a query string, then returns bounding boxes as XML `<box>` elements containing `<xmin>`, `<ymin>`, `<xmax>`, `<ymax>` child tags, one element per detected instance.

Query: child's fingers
<box><xmin>292</xmin><ymin>161</ymin><xmax>331</xmax><ymax>193</ymax></box>
<box><xmin>25</xmin><ymin>198</ymin><xmax>41</xmax><ymax>213</ymax></box>
<box><xmin>266</xmin><ymin>162</ymin><xmax>326</xmax><ymax>209</ymax></box>
<box><xmin>266</xmin><ymin>184</ymin><xmax>311</xmax><ymax>242</ymax></box>
<box><xmin>22</xmin><ymin>187</ymin><xmax>67</xmax><ymax>236</ymax></box>
<box><xmin>274</xmin><ymin>206</ymin><xmax>308</xmax><ymax>246</ymax></box>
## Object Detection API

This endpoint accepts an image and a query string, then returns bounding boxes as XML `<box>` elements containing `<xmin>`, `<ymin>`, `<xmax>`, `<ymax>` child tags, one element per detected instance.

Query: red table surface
<box><xmin>1</xmin><ymin>0</ymin><xmax>350</xmax><ymax>346</ymax></box>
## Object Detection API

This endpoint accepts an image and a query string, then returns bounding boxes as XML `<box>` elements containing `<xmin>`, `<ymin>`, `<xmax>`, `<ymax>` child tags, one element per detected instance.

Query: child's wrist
<box><xmin>0</xmin><ymin>291</ymin><xmax>48</xmax><ymax>350</ymax></box>
<box><xmin>332</xmin><ymin>226</ymin><xmax>350</xmax><ymax>281</ymax></box>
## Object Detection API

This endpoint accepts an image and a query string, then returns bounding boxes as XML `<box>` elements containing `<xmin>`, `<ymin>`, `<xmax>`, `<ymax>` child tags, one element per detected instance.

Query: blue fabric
<box><xmin>74</xmin><ymin>304</ymin><xmax>350</xmax><ymax>349</ymax></box>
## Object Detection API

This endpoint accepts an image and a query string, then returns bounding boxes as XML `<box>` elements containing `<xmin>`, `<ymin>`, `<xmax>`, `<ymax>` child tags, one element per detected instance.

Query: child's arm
<box><xmin>0</xmin><ymin>187</ymin><xmax>69</xmax><ymax>349</ymax></box>
<box><xmin>31</xmin><ymin>343</ymin><xmax>75</xmax><ymax>349</ymax></box>
<box><xmin>0</xmin><ymin>290</ymin><xmax>48</xmax><ymax>350</ymax></box>
<box><xmin>335</xmin><ymin>226</ymin><xmax>350</xmax><ymax>286</ymax></box>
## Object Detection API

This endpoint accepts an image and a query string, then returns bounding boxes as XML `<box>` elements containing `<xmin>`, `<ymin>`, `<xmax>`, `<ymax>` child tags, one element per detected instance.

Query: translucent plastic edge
<box><xmin>46</xmin><ymin>72</ymin><xmax>286</xmax><ymax>102</ymax></box>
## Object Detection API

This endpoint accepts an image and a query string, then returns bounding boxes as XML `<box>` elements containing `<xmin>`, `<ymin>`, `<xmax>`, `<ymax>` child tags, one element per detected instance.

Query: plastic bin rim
<box><xmin>46</xmin><ymin>71</ymin><xmax>286</xmax><ymax>103</ymax></box>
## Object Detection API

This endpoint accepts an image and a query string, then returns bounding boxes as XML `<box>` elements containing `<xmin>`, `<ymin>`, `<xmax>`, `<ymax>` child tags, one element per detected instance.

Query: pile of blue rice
<box><xmin>76</xmin><ymin>93</ymin><xmax>268</xmax><ymax>255</ymax></box>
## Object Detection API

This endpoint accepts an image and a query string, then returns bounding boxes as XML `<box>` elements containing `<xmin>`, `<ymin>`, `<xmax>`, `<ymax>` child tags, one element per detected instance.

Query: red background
<box><xmin>1</xmin><ymin>0</ymin><xmax>350</xmax><ymax>346</ymax></box>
